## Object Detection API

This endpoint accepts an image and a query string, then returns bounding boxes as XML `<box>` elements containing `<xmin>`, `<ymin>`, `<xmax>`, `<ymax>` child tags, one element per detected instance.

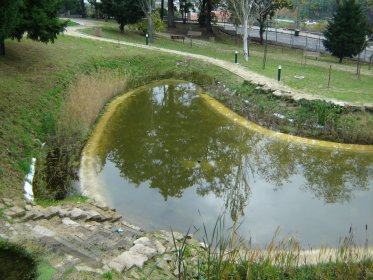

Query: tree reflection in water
<box><xmin>94</xmin><ymin>82</ymin><xmax>373</xmax><ymax>223</ymax></box>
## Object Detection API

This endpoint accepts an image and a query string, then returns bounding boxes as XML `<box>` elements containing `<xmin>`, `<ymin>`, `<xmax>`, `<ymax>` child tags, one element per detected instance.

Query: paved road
<box><xmin>219</xmin><ymin>23</ymin><xmax>373</xmax><ymax>62</ymax></box>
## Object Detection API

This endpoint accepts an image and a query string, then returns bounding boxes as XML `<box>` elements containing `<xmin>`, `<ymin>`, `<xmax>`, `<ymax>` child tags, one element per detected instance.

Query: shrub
<box><xmin>129</xmin><ymin>11</ymin><xmax>166</xmax><ymax>35</ymax></box>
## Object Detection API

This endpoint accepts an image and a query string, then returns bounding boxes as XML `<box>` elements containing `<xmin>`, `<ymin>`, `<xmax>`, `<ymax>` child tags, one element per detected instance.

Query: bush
<box><xmin>129</xmin><ymin>11</ymin><xmax>165</xmax><ymax>35</ymax></box>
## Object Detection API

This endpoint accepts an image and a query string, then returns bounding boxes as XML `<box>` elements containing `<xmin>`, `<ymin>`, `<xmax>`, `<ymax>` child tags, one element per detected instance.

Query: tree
<box><xmin>255</xmin><ymin>0</ymin><xmax>292</xmax><ymax>44</ymax></box>
<box><xmin>198</xmin><ymin>0</ymin><xmax>218</xmax><ymax>31</ymax></box>
<box><xmin>139</xmin><ymin>0</ymin><xmax>156</xmax><ymax>41</ymax></box>
<box><xmin>168</xmin><ymin>0</ymin><xmax>175</xmax><ymax>27</ymax></box>
<box><xmin>61</xmin><ymin>0</ymin><xmax>80</xmax><ymax>16</ymax></box>
<box><xmin>1</xmin><ymin>0</ymin><xmax>67</xmax><ymax>56</ymax></box>
<box><xmin>323</xmin><ymin>0</ymin><xmax>371</xmax><ymax>63</ymax></box>
<box><xmin>0</xmin><ymin>0</ymin><xmax>22</xmax><ymax>56</ymax></box>
<box><xmin>12</xmin><ymin>0</ymin><xmax>66</xmax><ymax>42</ymax></box>
<box><xmin>206</xmin><ymin>0</ymin><xmax>213</xmax><ymax>31</ymax></box>
<box><xmin>160</xmin><ymin>0</ymin><xmax>165</xmax><ymax>20</ymax></box>
<box><xmin>79</xmin><ymin>0</ymin><xmax>87</xmax><ymax>18</ymax></box>
<box><xmin>101</xmin><ymin>0</ymin><xmax>144</xmax><ymax>33</ymax></box>
<box><xmin>228</xmin><ymin>0</ymin><xmax>257</xmax><ymax>61</ymax></box>
<box><xmin>180</xmin><ymin>0</ymin><xmax>194</xmax><ymax>23</ymax></box>
<box><xmin>88</xmin><ymin>0</ymin><xmax>103</xmax><ymax>19</ymax></box>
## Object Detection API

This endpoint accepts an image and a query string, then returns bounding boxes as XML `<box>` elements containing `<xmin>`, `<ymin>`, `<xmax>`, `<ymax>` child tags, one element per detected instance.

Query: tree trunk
<box><xmin>148</xmin><ymin>13</ymin><xmax>154</xmax><ymax>43</ymax></box>
<box><xmin>160</xmin><ymin>0</ymin><xmax>164</xmax><ymax>20</ymax></box>
<box><xmin>259</xmin><ymin>19</ymin><xmax>265</xmax><ymax>44</ymax></box>
<box><xmin>199</xmin><ymin>0</ymin><xmax>207</xmax><ymax>27</ymax></box>
<box><xmin>206</xmin><ymin>0</ymin><xmax>212</xmax><ymax>33</ymax></box>
<box><xmin>94</xmin><ymin>0</ymin><xmax>98</xmax><ymax>19</ymax></box>
<box><xmin>80</xmin><ymin>0</ymin><xmax>86</xmax><ymax>18</ymax></box>
<box><xmin>167</xmin><ymin>0</ymin><xmax>175</xmax><ymax>27</ymax></box>
<box><xmin>0</xmin><ymin>38</ymin><xmax>5</xmax><ymax>56</ymax></box>
<box><xmin>243</xmin><ymin>18</ymin><xmax>249</xmax><ymax>61</ymax></box>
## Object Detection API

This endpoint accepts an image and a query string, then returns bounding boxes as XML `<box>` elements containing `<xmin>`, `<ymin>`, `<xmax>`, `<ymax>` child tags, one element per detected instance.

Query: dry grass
<box><xmin>34</xmin><ymin>70</ymin><xmax>127</xmax><ymax>200</ymax></box>
<box><xmin>56</xmin><ymin>70</ymin><xmax>127</xmax><ymax>144</ymax></box>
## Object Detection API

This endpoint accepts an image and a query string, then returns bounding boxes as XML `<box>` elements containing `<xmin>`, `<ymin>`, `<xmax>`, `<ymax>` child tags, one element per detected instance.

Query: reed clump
<box><xmin>170</xmin><ymin>218</ymin><xmax>373</xmax><ymax>280</ymax></box>
<box><xmin>34</xmin><ymin>70</ymin><xmax>127</xmax><ymax>200</ymax></box>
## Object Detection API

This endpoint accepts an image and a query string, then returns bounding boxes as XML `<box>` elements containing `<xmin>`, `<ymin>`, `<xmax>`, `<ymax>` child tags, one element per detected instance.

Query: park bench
<box><xmin>170</xmin><ymin>35</ymin><xmax>185</xmax><ymax>43</ymax></box>
<box><xmin>187</xmin><ymin>31</ymin><xmax>202</xmax><ymax>46</ymax></box>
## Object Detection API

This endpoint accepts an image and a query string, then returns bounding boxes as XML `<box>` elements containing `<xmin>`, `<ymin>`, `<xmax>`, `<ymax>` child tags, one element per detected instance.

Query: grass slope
<box><xmin>0</xmin><ymin>36</ymin><xmax>144</xmax><ymax>198</ymax></box>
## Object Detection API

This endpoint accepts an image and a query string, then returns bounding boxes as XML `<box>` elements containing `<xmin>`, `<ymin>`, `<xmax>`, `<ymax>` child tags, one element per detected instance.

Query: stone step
<box><xmin>4</xmin><ymin>206</ymin><xmax>26</xmax><ymax>219</ymax></box>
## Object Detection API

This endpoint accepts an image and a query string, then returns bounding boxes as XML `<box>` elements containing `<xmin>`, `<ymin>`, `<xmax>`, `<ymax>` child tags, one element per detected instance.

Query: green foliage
<box><xmin>102</xmin><ymin>271</ymin><xmax>113</xmax><ymax>279</ymax></box>
<box><xmin>60</xmin><ymin>0</ymin><xmax>81</xmax><ymax>15</ymax></box>
<box><xmin>0</xmin><ymin>0</ymin><xmax>21</xmax><ymax>40</ymax></box>
<box><xmin>180</xmin><ymin>0</ymin><xmax>194</xmax><ymax>23</ymax></box>
<box><xmin>130</xmin><ymin>11</ymin><xmax>166</xmax><ymax>35</ymax></box>
<box><xmin>101</xmin><ymin>0</ymin><xmax>144</xmax><ymax>32</ymax></box>
<box><xmin>12</xmin><ymin>0</ymin><xmax>67</xmax><ymax>44</ymax></box>
<box><xmin>65</xmin><ymin>20</ymin><xmax>80</xmax><ymax>27</ymax></box>
<box><xmin>255</xmin><ymin>0</ymin><xmax>293</xmax><ymax>43</ymax></box>
<box><xmin>0</xmin><ymin>0</ymin><xmax>22</xmax><ymax>55</ymax></box>
<box><xmin>0</xmin><ymin>239</ymin><xmax>38</xmax><ymax>280</ymax></box>
<box><xmin>299</xmin><ymin>0</ymin><xmax>337</xmax><ymax>19</ymax></box>
<box><xmin>323</xmin><ymin>0</ymin><xmax>371</xmax><ymax>63</ymax></box>
<box><xmin>37</xmin><ymin>261</ymin><xmax>57</xmax><ymax>280</ymax></box>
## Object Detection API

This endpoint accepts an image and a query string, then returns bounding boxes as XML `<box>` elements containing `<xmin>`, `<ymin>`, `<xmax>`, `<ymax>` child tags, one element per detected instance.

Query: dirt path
<box><xmin>64</xmin><ymin>20</ymin><xmax>373</xmax><ymax>109</ymax></box>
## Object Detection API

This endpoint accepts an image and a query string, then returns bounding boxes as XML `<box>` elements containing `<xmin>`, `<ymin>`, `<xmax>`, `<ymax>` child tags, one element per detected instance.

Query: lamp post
<box><xmin>278</xmin><ymin>65</ymin><xmax>282</xmax><ymax>81</ymax></box>
<box><xmin>146</xmin><ymin>34</ymin><xmax>149</xmax><ymax>45</ymax></box>
<box><xmin>234</xmin><ymin>51</ymin><xmax>238</xmax><ymax>64</ymax></box>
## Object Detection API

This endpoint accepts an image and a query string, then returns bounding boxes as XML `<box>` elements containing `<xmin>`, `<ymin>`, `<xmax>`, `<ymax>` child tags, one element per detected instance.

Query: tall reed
<box><xmin>34</xmin><ymin>70</ymin><xmax>127</xmax><ymax>200</ymax></box>
<box><xmin>170</xmin><ymin>217</ymin><xmax>373</xmax><ymax>279</ymax></box>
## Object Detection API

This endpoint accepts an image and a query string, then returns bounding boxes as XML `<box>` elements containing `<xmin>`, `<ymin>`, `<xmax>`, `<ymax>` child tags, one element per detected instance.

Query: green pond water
<box><xmin>84</xmin><ymin>80</ymin><xmax>373</xmax><ymax>247</ymax></box>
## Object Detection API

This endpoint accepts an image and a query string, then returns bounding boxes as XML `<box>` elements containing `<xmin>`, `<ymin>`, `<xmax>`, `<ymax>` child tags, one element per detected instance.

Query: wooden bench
<box><xmin>187</xmin><ymin>31</ymin><xmax>202</xmax><ymax>46</ymax></box>
<box><xmin>170</xmin><ymin>35</ymin><xmax>185</xmax><ymax>43</ymax></box>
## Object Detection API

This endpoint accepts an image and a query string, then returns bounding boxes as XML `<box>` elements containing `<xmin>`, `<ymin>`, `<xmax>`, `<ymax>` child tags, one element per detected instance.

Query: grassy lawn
<box><xmin>0</xmin><ymin>36</ymin><xmax>146</xmax><ymax>198</ymax></box>
<box><xmin>80</xmin><ymin>21</ymin><xmax>373</xmax><ymax>104</ymax></box>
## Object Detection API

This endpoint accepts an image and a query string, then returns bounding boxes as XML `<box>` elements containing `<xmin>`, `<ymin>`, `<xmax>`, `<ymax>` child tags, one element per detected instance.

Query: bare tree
<box><xmin>228</xmin><ymin>0</ymin><xmax>257</xmax><ymax>61</ymax></box>
<box><xmin>139</xmin><ymin>0</ymin><xmax>156</xmax><ymax>42</ymax></box>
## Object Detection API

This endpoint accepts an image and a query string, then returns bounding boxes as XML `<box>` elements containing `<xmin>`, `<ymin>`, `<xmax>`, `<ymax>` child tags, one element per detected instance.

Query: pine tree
<box><xmin>0</xmin><ymin>0</ymin><xmax>67</xmax><ymax>56</ymax></box>
<box><xmin>101</xmin><ymin>0</ymin><xmax>144</xmax><ymax>33</ymax></box>
<box><xmin>0</xmin><ymin>0</ymin><xmax>22</xmax><ymax>55</ymax></box>
<box><xmin>323</xmin><ymin>0</ymin><xmax>371</xmax><ymax>63</ymax></box>
<box><xmin>12</xmin><ymin>0</ymin><xmax>67</xmax><ymax>44</ymax></box>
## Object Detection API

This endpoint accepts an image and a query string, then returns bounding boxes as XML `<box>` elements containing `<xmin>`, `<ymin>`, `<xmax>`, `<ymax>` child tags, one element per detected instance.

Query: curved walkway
<box><xmin>64</xmin><ymin>21</ymin><xmax>373</xmax><ymax>109</ymax></box>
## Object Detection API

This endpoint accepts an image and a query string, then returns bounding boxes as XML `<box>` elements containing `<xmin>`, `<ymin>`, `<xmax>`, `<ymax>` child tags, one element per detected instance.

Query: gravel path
<box><xmin>64</xmin><ymin>20</ymin><xmax>373</xmax><ymax>109</ymax></box>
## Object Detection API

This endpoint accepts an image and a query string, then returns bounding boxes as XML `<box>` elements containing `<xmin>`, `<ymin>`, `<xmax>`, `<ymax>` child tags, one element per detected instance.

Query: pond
<box><xmin>81</xmin><ymin>80</ymin><xmax>373</xmax><ymax>248</ymax></box>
